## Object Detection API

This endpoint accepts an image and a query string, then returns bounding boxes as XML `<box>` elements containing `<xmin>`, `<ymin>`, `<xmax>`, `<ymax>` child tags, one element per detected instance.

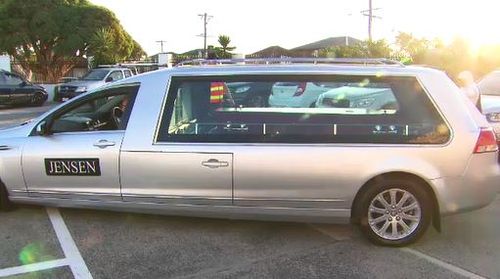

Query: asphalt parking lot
<box><xmin>0</xmin><ymin>104</ymin><xmax>499</xmax><ymax>279</ymax></box>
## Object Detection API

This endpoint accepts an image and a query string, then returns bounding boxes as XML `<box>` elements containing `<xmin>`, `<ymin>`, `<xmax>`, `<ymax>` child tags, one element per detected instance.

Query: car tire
<box><xmin>357</xmin><ymin>177</ymin><xmax>432</xmax><ymax>246</ymax></box>
<box><xmin>30</xmin><ymin>92</ymin><xmax>46</xmax><ymax>107</ymax></box>
<box><xmin>0</xmin><ymin>180</ymin><xmax>12</xmax><ymax>211</ymax></box>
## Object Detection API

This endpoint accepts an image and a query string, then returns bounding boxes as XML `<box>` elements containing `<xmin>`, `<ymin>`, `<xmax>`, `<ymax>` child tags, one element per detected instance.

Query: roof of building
<box><xmin>291</xmin><ymin>36</ymin><xmax>362</xmax><ymax>51</ymax></box>
<box><xmin>248</xmin><ymin>46</ymin><xmax>291</xmax><ymax>58</ymax></box>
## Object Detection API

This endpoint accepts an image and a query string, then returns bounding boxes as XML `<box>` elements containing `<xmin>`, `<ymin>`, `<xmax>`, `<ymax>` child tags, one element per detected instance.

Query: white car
<box><xmin>315</xmin><ymin>86</ymin><xmax>398</xmax><ymax>112</ymax></box>
<box><xmin>478</xmin><ymin>71</ymin><xmax>500</xmax><ymax>141</ymax></box>
<box><xmin>268</xmin><ymin>82</ymin><xmax>338</xmax><ymax>108</ymax></box>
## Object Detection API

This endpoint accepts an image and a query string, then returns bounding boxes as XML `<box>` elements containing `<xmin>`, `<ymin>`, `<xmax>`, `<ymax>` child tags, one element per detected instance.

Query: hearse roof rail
<box><xmin>175</xmin><ymin>58</ymin><xmax>405</xmax><ymax>67</ymax></box>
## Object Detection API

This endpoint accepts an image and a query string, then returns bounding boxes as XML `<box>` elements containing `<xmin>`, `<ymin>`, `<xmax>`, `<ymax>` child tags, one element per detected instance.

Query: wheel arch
<box><xmin>351</xmin><ymin>171</ymin><xmax>441</xmax><ymax>232</ymax></box>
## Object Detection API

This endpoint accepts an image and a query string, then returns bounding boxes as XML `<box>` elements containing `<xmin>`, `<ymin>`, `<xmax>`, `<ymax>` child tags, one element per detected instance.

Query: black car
<box><xmin>0</xmin><ymin>70</ymin><xmax>48</xmax><ymax>106</ymax></box>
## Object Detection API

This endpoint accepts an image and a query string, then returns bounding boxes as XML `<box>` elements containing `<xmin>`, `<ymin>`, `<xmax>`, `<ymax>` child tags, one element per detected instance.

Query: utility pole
<box><xmin>198</xmin><ymin>13</ymin><xmax>213</xmax><ymax>58</ymax></box>
<box><xmin>361</xmin><ymin>0</ymin><xmax>382</xmax><ymax>41</ymax></box>
<box><xmin>156</xmin><ymin>40</ymin><xmax>167</xmax><ymax>53</ymax></box>
<box><xmin>368</xmin><ymin>0</ymin><xmax>372</xmax><ymax>41</ymax></box>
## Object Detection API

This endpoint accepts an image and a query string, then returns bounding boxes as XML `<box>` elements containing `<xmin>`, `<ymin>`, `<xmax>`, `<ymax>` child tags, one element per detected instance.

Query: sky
<box><xmin>90</xmin><ymin>0</ymin><xmax>500</xmax><ymax>56</ymax></box>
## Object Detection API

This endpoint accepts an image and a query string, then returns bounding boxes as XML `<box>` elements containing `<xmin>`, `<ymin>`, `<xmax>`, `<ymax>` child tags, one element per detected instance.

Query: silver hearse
<box><xmin>0</xmin><ymin>58</ymin><xmax>498</xmax><ymax>246</ymax></box>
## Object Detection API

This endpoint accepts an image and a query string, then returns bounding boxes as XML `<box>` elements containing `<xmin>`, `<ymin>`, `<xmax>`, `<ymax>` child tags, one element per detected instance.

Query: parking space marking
<box><xmin>46</xmin><ymin>207</ymin><xmax>93</xmax><ymax>279</ymax></box>
<box><xmin>401</xmin><ymin>248</ymin><xmax>487</xmax><ymax>279</ymax></box>
<box><xmin>0</xmin><ymin>259</ymin><xmax>68</xmax><ymax>278</ymax></box>
<box><xmin>308</xmin><ymin>224</ymin><xmax>352</xmax><ymax>241</ymax></box>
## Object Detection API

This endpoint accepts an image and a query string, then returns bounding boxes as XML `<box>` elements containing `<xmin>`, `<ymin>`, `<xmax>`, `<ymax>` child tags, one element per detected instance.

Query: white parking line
<box><xmin>401</xmin><ymin>248</ymin><xmax>487</xmax><ymax>279</ymax></box>
<box><xmin>46</xmin><ymin>207</ymin><xmax>93</xmax><ymax>279</ymax></box>
<box><xmin>308</xmin><ymin>224</ymin><xmax>353</xmax><ymax>241</ymax></box>
<box><xmin>0</xmin><ymin>259</ymin><xmax>68</xmax><ymax>278</ymax></box>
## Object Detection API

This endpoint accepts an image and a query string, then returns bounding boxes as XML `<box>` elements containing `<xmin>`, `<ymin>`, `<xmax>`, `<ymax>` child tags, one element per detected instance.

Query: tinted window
<box><xmin>479</xmin><ymin>72</ymin><xmax>500</xmax><ymax>96</ymax></box>
<box><xmin>124</xmin><ymin>70</ymin><xmax>132</xmax><ymax>78</ymax></box>
<box><xmin>108</xmin><ymin>71</ymin><xmax>124</xmax><ymax>81</ymax></box>
<box><xmin>50</xmin><ymin>85</ymin><xmax>139</xmax><ymax>133</ymax></box>
<box><xmin>83</xmin><ymin>69</ymin><xmax>109</xmax><ymax>80</ymax></box>
<box><xmin>157</xmin><ymin>75</ymin><xmax>449</xmax><ymax>144</ymax></box>
<box><xmin>2</xmin><ymin>72</ymin><xmax>23</xmax><ymax>85</ymax></box>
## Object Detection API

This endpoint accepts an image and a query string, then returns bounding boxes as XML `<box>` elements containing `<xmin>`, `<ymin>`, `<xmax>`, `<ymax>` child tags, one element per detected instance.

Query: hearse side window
<box><xmin>49</xmin><ymin>85</ymin><xmax>139</xmax><ymax>134</ymax></box>
<box><xmin>157</xmin><ymin>75</ymin><xmax>450</xmax><ymax>144</ymax></box>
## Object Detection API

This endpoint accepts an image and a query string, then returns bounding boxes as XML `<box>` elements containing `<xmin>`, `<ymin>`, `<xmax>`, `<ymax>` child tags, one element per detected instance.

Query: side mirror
<box><xmin>36</xmin><ymin>121</ymin><xmax>48</xmax><ymax>136</ymax></box>
<box><xmin>105</xmin><ymin>76</ymin><xmax>113</xmax><ymax>83</ymax></box>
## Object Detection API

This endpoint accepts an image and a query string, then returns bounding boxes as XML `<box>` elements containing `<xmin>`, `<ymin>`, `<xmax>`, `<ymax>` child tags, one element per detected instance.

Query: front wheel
<box><xmin>358</xmin><ymin>178</ymin><xmax>432</xmax><ymax>246</ymax></box>
<box><xmin>30</xmin><ymin>92</ymin><xmax>46</xmax><ymax>107</ymax></box>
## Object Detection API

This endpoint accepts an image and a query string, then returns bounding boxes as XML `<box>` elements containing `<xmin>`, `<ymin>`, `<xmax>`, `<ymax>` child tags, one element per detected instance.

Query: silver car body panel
<box><xmin>22</xmin><ymin>131</ymin><xmax>124</xmax><ymax>200</ymax></box>
<box><xmin>1</xmin><ymin>64</ymin><xmax>498</xmax><ymax>223</ymax></box>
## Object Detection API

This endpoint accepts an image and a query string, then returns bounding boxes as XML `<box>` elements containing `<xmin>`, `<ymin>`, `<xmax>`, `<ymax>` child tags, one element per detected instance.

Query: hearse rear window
<box><xmin>157</xmin><ymin>75</ymin><xmax>450</xmax><ymax>144</ymax></box>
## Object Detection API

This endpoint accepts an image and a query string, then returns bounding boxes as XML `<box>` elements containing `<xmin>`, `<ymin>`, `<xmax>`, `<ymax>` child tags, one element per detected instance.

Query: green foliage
<box><xmin>217</xmin><ymin>35</ymin><xmax>236</xmax><ymax>59</ymax></box>
<box><xmin>319</xmin><ymin>39</ymin><xmax>391</xmax><ymax>59</ymax></box>
<box><xmin>88</xmin><ymin>27</ymin><xmax>146</xmax><ymax>66</ymax></box>
<box><xmin>394</xmin><ymin>32</ymin><xmax>478</xmax><ymax>79</ymax></box>
<box><xmin>394</xmin><ymin>32</ymin><xmax>431</xmax><ymax>64</ymax></box>
<box><xmin>0</xmin><ymin>0</ymin><xmax>145</xmax><ymax>82</ymax></box>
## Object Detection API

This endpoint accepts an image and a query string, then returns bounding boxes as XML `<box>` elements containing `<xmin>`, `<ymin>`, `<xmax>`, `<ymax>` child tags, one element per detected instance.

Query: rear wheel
<box><xmin>358</xmin><ymin>178</ymin><xmax>432</xmax><ymax>246</ymax></box>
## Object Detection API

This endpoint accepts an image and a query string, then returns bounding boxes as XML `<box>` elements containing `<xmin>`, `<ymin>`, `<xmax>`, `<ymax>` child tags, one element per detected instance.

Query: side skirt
<box><xmin>9</xmin><ymin>195</ymin><xmax>351</xmax><ymax>224</ymax></box>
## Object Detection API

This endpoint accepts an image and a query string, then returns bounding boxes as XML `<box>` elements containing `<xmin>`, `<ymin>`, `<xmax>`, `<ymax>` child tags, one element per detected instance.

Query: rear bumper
<box><xmin>431</xmin><ymin>153</ymin><xmax>499</xmax><ymax>215</ymax></box>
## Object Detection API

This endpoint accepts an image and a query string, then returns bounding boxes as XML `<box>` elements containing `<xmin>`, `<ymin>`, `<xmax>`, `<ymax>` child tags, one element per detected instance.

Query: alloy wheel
<box><xmin>367</xmin><ymin>188</ymin><xmax>422</xmax><ymax>241</ymax></box>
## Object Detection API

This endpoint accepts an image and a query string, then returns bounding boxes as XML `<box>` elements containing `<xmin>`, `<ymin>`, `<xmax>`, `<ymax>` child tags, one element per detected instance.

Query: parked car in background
<box><xmin>0</xmin><ymin>60</ymin><xmax>498</xmax><ymax>247</ymax></box>
<box><xmin>269</xmin><ymin>81</ymin><xmax>341</xmax><ymax>108</ymax></box>
<box><xmin>315</xmin><ymin>85</ymin><xmax>399</xmax><ymax>111</ymax></box>
<box><xmin>478</xmin><ymin>71</ymin><xmax>500</xmax><ymax>142</ymax></box>
<box><xmin>58</xmin><ymin>77</ymin><xmax>78</xmax><ymax>84</ymax></box>
<box><xmin>55</xmin><ymin>67</ymin><xmax>134</xmax><ymax>101</ymax></box>
<box><xmin>227</xmin><ymin>82</ymin><xmax>274</xmax><ymax>107</ymax></box>
<box><xmin>0</xmin><ymin>70</ymin><xmax>48</xmax><ymax>107</ymax></box>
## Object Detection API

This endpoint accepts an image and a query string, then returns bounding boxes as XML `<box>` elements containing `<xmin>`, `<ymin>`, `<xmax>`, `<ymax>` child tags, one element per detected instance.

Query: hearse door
<box><xmin>21</xmin><ymin>86</ymin><xmax>138</xmax><ymax>201</ymax></box>
<box><xmin>22</xmin><ymin>131</ymin><xmax>124</xmax><ymax>201</ymax></box>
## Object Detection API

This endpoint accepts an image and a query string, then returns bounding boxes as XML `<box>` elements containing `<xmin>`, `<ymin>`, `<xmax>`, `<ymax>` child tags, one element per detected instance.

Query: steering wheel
<box><xmin>111</xmin><ymin>106</ymin><xmax>124</xmax><ymax>129</ymax></box>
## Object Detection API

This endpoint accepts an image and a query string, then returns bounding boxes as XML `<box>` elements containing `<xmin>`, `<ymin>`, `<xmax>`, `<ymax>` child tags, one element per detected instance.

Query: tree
<box><xmin>365</xmin><ymin>39</ymin><xmax>392</xmax><ymax>58</ymax></box>
<box><xmin>88</xmin><ymin>27</ymin><xmax>145</xmax><ymax>66</ymax></box>
<box><xmin>217</xmin><ymin>35</ymin><xmax>235</xmax><ymax>58</ymax></box>
<box><xmin>318</xmin><ymin>39</ymin><xmax>391</xmax><ymax>59</ymax></box>
<box><xmin>395</xmin><ymin>32</ymin><xmax>431</xmax><ymax>64</ymax></box>
<box><xmin>0</xmin><ymin>0</ymin><xmax>145</xmax><ymax>82</ymax></box>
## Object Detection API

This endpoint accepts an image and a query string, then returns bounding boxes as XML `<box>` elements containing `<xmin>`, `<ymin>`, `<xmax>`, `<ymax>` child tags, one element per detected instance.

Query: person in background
<box><xmin>457</xmin><ymin>71</ymin><xmax>481</xmax><ymax>111</ymax></box>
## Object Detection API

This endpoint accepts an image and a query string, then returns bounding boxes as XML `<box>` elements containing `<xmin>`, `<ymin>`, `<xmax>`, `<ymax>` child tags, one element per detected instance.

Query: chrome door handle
<box><xmin>0</xmin><ymin>145</ymin><xmax>11</xmax><ymax>151</ymax></box>
<box><xmin>201</xmin><ymin>159</ymin><xmax>229</xmax><ymax>169</ymax></box>
<box><xmin>93</xmin><ymin>140</ymin><xmax>116</xmax><ymax>148</ymax></box>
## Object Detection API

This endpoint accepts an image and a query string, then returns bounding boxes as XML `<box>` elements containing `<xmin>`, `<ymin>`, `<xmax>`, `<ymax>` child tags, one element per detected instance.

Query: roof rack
<box><xmin>97</xmin><ymin>63</ymin><xmax>168</xmax><ymax>68</ymax></box>
<box><xmin>175</xmin><ymin>57</ymin><xmax>404</xmax><ymax>67</ymax></box>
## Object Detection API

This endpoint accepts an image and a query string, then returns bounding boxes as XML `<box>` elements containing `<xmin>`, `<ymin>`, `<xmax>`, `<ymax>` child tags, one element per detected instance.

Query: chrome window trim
<box><xmin>414</xmin><ymin>75</ymin><xmax>454</xmax><ymax>147</ymax></box>
<box><xmin>152</xmin><ymin>76</ymin><xmax>172</xmax><ymax>145</ymax></box>
<box><xmin>48</xmin><ymin>130</ymin><xmax>126</xmax><ymax>137</ymax></box>
<box><xmin>30</xmin><ymin>82</ymin><xmax>141</xmax><ymax>137</ymax></box>
<box><xmin>152</xmin><ymin>72</ymin><xmax>453</xmax><ymax>147</ymax></box>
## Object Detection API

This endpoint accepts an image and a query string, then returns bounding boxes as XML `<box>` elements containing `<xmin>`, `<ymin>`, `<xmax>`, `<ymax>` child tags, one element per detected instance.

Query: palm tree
<box><xmin>218</xmin><ymin>35</ymin><xmax>236</xmax><ymax>58</ymax></box>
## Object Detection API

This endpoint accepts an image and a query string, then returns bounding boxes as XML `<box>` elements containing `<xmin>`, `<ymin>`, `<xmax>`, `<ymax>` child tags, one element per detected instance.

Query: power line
<box><xmin>197</xmin><ymin>13</ymin><xmax>213</xmax><ymax>58</ymax></box>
